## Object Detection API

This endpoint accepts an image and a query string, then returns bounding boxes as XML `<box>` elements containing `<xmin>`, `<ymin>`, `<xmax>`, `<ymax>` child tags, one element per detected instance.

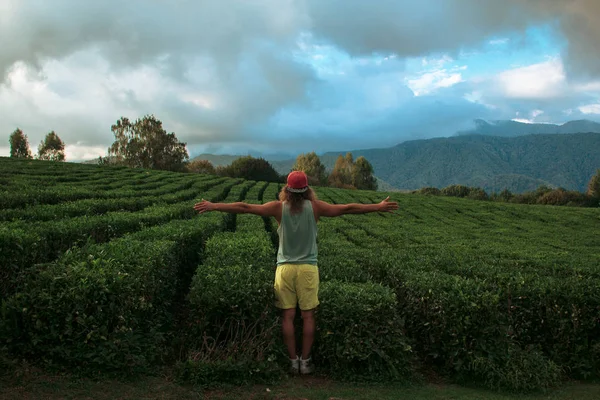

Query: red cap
<box><xmin>286</xmin><ymin>171</ymin><xmax>308</xmax><ymax>192</ymax></box>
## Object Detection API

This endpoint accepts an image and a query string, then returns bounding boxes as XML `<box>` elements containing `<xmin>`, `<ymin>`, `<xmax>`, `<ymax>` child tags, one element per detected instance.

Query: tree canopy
<box><xmin>186</xmin><ymin>159</ymin><xmax>216</xmax><ymax>175</ymax></box>
<box><xmin>9</xmin><ymin>128</ymin><xmax>32</xmax><ymax>159</ymax></box>
<box><xmin>293</xmin><ymin>152</ymin><xmax>327</xmax><ymax>185</ymax></box>
<box><xmin>37</xmin><ymin>131</ymin><xmax>65</xmax><ymax>161</ymax></box>
<box><xmin>217</xmin><ymin>156</ymin><xmax>282</xmax><ymax>182</ymax></box>
<box><xmin>106</xmin><ymin>115</ymin><xmax>189</xmax><ymax>171</ymax></box>
<box><xmin>352</xmin><ymin>156</ymin><xmax>378</xmax><ymax>190</ymax></box>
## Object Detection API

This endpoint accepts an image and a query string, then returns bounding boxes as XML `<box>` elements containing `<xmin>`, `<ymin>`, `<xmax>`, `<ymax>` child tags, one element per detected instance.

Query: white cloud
<box><xmin>65</xmin><ymin>144</ymin><xmax>106</xmax><ymax>161</ymax></box>
<box><xmin>407</xmin><ymin>69</ymin><xmax>464</xmax><ymax>96</ymax></box>
<box><xmin>531</xmin><ymin>109</ymin><xmax>544</xmax><ymax>118</ymax></box>
<box><xmin>497</xmin><ymin>58</ymin><xmax>566</xmax><ymax>99</ymax></box>
<box><xmin>579</xmin><ymin>104</ymin><xmax>600</xmax><ymax>114</ymax></box>
<box><xmin>489</xmin><ymin>38</ymin><xmax>509</xmax><ymax>45</ymax></box>
<box><xmin>512</xmin><ymin>118</ymin><xmax>535</xmax><ymax>123</ymax></box>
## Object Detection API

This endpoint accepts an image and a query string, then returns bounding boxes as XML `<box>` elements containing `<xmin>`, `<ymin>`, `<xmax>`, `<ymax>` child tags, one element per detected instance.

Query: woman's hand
<box><xmin>378</xmin><ymin>196</ymin><xmax>399</xmax><ymax>213</ymax></box>
<box><xmin>193</xmin><ymin>199</ymin><xmax>215</xmax><ymax>214</ymax></box>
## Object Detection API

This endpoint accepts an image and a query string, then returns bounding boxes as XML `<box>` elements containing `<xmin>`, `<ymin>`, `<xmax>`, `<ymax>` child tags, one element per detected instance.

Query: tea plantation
<box><xmin>1</xmin><ymin>157</ymin><xmax>599</xmax><ymax>392</ymax></box>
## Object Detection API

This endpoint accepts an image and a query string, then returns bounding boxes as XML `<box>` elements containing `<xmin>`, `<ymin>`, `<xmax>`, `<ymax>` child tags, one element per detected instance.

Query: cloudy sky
<box><xmin>1</xmin><ymin>0</ymin><xmax>600</xmax><ymax>160</ymax></box>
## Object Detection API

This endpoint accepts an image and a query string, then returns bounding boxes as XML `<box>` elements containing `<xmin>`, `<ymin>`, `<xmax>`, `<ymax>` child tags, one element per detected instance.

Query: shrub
<box><xmin>186</xmin><ymin>232</ymin><xmax>276</xmax><ymax>345</ymax></box>
<box><xmin>467</xmin><ymin>187</ymin><xmax>489</xmax><ymax>201</ymax></box>
<box><xmin>536</xmin><ymin>188</ymin><xmax>595</xmax><ymax>207</ymax></box>
<box><xmin>418</xmin><ymin>187</ymin><xmax>441</xmax><ymax>196</ymax></box>
<box><xmin>2</xmin><ymin>239</ymin><xmax>179</xmax><ymax>373</ymax></box>
<box><xmin>495</xmin><ymin>188</ymin><xmax>513</xmax><ymax>201</ymax></box>
<box><xmin>468</xmin><ymin>345</ymin><xmax>562</xmax><ymax>392</ymax></box>
<box><xmin>441</xmin><ymin>185</ymin><xmax>471</xmax><ymax>198</ymax></box>
<box><xmin>315</xmin><ymin>281</ymin><xmax>413</xmax><ymax>381</ymax></box>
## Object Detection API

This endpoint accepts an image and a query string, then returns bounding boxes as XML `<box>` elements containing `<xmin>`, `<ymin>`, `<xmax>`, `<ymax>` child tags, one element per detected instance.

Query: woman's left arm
<box><xmin>194</xmin><ymin>199</ymin><xmax>280</xmax><ymax>218</ymax></box>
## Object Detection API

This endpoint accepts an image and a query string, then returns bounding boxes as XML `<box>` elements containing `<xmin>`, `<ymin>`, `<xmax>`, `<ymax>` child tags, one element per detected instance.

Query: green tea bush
<box><xmin>468</xmin><ymin>344</ymin><xmax>561</xmax><ymax>392</ymax></box>
<box><xmin>2</xmin><ymin>239</ymin><xmax>179</xmax><ymax>373</ymax></box>
<box><xmin>183</xmin><ymin>231</ymin><xmax>278</xmax><ymax>380</ymax></box>
<box><xmin>202</xmin><ymin>232</ymin><xmax>275</xmax><ymax>270</ymax></box>
<box><xmin>315</xmin><ymin>281</ymin><xmax>413</xmax><ymax>381</ymax></box>
<box><xmin>506</xmin><ymin>276</ymin><xmax>600</xmax><ymax>379</ymax></box>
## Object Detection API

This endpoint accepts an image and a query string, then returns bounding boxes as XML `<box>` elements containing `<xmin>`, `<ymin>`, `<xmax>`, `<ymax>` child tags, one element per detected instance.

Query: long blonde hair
<box><xmin>279</xmin><ymin>186</ymin><xmax>317</xmax><ymax>215</ymax></box>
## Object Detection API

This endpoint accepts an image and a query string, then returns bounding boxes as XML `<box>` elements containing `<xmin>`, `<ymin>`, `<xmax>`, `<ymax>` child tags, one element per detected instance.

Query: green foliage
<box><xmin>588</xmin><ymin>169</ymin><xmax>600</xmax><ymax>199</ymax></box>
<box><xmin>328</xmin><ymin>153</ymin><xmax>377</xmax><ymax>190</ymax></box>
<box><xmin>315</xmin><ymin>281</ymin><xmax>413</xmax><ymax>381</ymax></box>
<box><xmin>37</xmin><ymin>131</ymin><xmax>65</xmax><ymax>161</ymax></box>
<box><xmin>2</xmin><ymin>239</ymin><xmax>180</xmax><ymax>373</ymax></box>
<box><xmin>9</xmin><ymin>128</ymin><xmax>32</xmax><ymax>159</ymax></box>
<box><xmin>217</xmin><ymin>156</ymin><xmax>281</xmax><ymax>183</ymax></box>
<box><xmin>107</xmin><ymin>115</ymin><xmax>189</xmax><ymax>171</ymax></box>
<box><xmin>293</xmin><ymin>151</ymin><xmax>327</xmax><ymax>185</ymax></box>
<box><xmin>187</xmin><ymin>233</ymin><xmax>275</xmax><ymax>338</ymax></box>
<box><xmin>352</xmin><ymin>156</ymin><xmax>378</xmax><ymax>191</ymax></box>
<box><xmin>468</xmin><ymin>345</ymin><xmax>562</xmax><ymax>392</ymax></box>
<box><xmin>1</xmin><ymin>158</ymin><xmax>599</xmax><ymax>391</ymax></box>
<box><xmin>182</xmin><ymin>231</ymin><xmax>278</xmax><ymax>385</ymax></box>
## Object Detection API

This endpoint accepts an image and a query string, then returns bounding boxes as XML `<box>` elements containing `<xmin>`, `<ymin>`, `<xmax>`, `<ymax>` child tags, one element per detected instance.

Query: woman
<box><xmin>193</xmin><ymin>171</ymin><xmax>398</xmax><ymax>374</ymax></box>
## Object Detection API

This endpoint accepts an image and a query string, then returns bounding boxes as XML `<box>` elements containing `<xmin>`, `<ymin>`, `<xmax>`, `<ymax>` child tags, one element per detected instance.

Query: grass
<box><xmin>1</xmin><ymin>370</ymin><xmax>600</xmax><ymax>400</ymax></box>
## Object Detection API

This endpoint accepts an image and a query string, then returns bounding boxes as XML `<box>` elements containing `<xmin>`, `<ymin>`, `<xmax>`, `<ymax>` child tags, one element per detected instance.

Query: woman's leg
<box><xmin>300</xmin><ymin>309</ymin><xmax>315</xmax><ymax>360</ymax></box>
<box><xmin>282</xmin><ymin>308</ymin><xmax>297</xmax><ymax>359</ymax></box>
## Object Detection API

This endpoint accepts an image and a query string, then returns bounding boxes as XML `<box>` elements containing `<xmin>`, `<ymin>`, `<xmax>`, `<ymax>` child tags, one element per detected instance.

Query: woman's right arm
<box><xmin>314</xmin><ymin>197</ymin><xmax>398</xmax><ymax>218</ymax></box>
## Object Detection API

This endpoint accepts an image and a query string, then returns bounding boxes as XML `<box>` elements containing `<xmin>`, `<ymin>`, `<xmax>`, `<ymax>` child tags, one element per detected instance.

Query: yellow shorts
<box><xmin>274</xmin><ymin>264</ymin><xmax>320</xmax><ymax>311</ymax></box>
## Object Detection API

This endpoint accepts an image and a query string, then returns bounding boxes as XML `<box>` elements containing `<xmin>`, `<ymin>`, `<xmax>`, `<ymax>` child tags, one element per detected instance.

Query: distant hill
<box><xmin>318</xmin><ymin>132</ymin><xmax>600</xmax><ymax>193</ymax></box>
<box><xmin>456</xmin><ymin>119</ymin><xmax>600</xmax><ymax>137</ymax></box>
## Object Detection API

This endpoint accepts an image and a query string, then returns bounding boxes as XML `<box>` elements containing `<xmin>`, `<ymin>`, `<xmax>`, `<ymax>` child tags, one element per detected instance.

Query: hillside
<box><xmin>194</xmin><ymin>132</ymin><xmax>600</xmax><ymax>193</ymax></box>
<box><xmin>456</xmin><ymin>119</ymin><xmax>600</xmax><ymax>137</ymax></box>
<box><xmin>1</xmin><ymin>157</ymin><xmax>599</xmax><ymax>392</ymax></box>
<box><xmin>318</xmin><ymin>132</ymin><xmax>600</xmax><ymax>193</ymax></box>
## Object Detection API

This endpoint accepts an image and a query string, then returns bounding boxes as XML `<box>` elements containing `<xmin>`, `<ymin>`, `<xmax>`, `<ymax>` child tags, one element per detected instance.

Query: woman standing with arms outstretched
<box><xmin>194</xmin><ymin>171</ymin><xmax>398</xmax><ymax>374</ymax></box>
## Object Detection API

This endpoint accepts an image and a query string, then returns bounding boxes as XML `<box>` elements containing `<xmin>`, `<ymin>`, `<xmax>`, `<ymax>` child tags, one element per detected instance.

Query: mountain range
<box><xmin>191</xmin><ymin>119</ymin><xmax>600</xmax><ymax>193</ymax></box>
<box><xmin>456</xmin><ymin>119</ymin><xmax>600</xmax><ymax>138</ymax></box>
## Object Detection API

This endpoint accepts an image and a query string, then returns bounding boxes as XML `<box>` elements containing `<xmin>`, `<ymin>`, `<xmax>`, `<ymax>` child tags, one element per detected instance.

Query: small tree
<box><xmin>352</xmin><ymin>156</ymin><xmax>377</xmax><ymax>191</ymax></box>
<box><xmin>588</xmin><ymin>169</ymin><xmax>600</xmax><ymax>200</ymax></box>
<box><xmin>107</xmin><ymin>115</ymin><xmax>189</xmax><ymax>171</ymax></box>
<box><xmin>186</xmin><ymin>159</ymin><xmax>216</xmax><ymax>175</ymax></box>
<box><xmin>9</xmin><ymin>128</ymin><xmax>32</xmax><ymax>159</ymax></box>
<box><xmin>38</xmin><ymin>131</ymin><xmax>65</xmax><ymax>161</ymax></box>
<box><xmin>293</xmin><ymin>152</ymin><xmax>327</xmax><ymax>185</ymax></box>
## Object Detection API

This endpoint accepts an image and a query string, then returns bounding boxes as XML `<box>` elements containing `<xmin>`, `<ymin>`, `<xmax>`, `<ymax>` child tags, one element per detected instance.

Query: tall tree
<box><xmin>107</xmin><ymin>115</ymin><xmax>189</xmax><ymax>171</ymax></box>
<box><xmin>9</xmin><ymin>128</ymin><xmax>32</xmax><ymax>159</ymax></box>
<box><xmin>328</xmin><ymin>153</ymin><xmax>354</xmax><ymax>188</ymax></box>
<box><xmin>352</xmin><ymin>156</ymin><xmax>378</xmax><ymax>190</ymax></box>
<box><xmin>293</xmin><ymin>152</ymin><xmax>327</xmax><ymax>185</ymax></box>
<box><xmin>588</xmin><ymin>169</ymin><xmax>600</xmax><ymax>199</ymax></box>
<box><xmin>37</xmin><ymin>131</ymin><xmax>65</xmax><ymax>161</ymax></box>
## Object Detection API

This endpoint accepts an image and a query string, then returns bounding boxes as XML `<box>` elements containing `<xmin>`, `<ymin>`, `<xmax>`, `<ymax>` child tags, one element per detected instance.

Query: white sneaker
<box><xmin>300</xmin><ymin>356</ymin><xmax>314</xmax><ymax>375</ymax></box>
<box><xmin>289</xmin><ymin>356</ymin><xmax>299</xmax><ymax>374</ymax></box>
